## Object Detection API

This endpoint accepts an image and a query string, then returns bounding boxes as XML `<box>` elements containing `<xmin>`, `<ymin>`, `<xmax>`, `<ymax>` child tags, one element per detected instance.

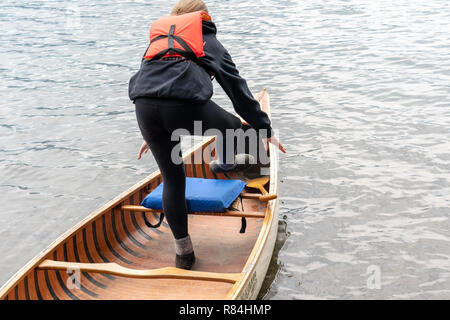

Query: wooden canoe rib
<box><xmin>0</xmin><ymin>89</ymin><xmax>279</xmax><ymax>300</ymax></box>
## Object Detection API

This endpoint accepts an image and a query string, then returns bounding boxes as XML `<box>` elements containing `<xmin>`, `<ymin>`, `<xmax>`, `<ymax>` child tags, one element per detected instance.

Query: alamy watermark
<box><xmin>170</xmin><ymin>121</ymin><xmax>275</xmax><ymax>166</ymax></box>
<box><xmin>66</xmin><ymin>267</ymin><xmax>81</xmax><ymax>290</ymax></box>
<box><xmin>366</xmin><ymin>265</ymin><xmax>381</xmax><ymax>290</ymax></box>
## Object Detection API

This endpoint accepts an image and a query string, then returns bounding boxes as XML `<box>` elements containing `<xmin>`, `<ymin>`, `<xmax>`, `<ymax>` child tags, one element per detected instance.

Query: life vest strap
<box><xmin>167</xmin><ymin>24</ymin><xmax>175</xmax><ymax>55</ymax></box>
<box><xmin>149</xmin><ymin>27</ymin><xmax>198</xmax><ymax>62</ymax></box>
<box><xmin>150</xmin><ymin>34</ymin><xmax>168</xmax><ymax>44</ymax></box>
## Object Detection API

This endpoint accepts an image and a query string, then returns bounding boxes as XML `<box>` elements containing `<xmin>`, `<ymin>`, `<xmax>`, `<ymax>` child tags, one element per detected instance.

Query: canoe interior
<box><xmin>1</xmin><ymin>105</ymin><xmax>273</xmax><ymax>300</ymax></box>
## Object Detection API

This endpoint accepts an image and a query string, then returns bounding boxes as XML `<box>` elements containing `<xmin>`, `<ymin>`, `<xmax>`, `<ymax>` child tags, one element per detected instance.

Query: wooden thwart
<box><xmin>121</xmin><ymin>205</ymin><xmax>266</xmax><ymax>219</ymax></box>
<box><xmin>38</xmin><ymin>260</ymin><xmax>243</xmax><ymax>284</ymax></box>
<box><xmin>239</xmin><ymin>193</ymin><xmax>262</xmax><ymax>200</ymax></box>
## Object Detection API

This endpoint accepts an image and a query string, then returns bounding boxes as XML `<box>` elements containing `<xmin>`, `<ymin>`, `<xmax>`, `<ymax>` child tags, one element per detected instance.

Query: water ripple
<box><xmin>1</xmin><ymin>0</ymin><xmax>449</xmax><ymax>299</ymax></box>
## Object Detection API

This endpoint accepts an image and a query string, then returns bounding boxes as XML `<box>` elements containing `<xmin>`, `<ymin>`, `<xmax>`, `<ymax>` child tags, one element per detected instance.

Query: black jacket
<box><xmin>129</xmin><ymin>21</ymin><xmax>273</xmax><ymax>136</ymax></box>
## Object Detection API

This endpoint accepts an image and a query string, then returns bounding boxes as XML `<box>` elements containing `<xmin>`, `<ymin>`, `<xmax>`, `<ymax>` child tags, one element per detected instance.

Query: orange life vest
<box><xmin>144</xmin><ymin>11</ymin><xmax>212</xmax><ymax>61</ymax></box>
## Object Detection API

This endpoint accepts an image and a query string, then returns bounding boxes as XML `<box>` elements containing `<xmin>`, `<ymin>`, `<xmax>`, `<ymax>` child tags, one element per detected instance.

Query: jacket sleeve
<box><xmin>200</xmin><ymin>34</ymin><xmax>273</xmax><ymax>137</ymax></box>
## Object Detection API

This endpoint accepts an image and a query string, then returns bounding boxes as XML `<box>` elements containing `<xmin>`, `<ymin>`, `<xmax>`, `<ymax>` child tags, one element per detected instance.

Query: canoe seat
<box><xmin>141</xmin><ymin>178</ymin><xmax>247</xmax><ymax>212</ymax></box>
<box><xmin>121</xmin><ymin>205</ymin><xmax>265</xmax><ymax>219</ymax></box>
<box><xmin>38</xmin><ymin>260</ymin><xmax>243</xmax><ymax>284</ymax></box>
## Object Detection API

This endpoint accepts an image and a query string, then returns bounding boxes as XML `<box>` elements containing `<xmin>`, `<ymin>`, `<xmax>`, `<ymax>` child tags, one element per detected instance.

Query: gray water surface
<box><xmin>1</xmin><ymin>0</ymin><xmax>449</xmax><ymax>299</ymax></box>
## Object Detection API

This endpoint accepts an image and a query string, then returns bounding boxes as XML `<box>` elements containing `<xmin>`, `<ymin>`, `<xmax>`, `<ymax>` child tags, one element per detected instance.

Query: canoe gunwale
<box><xmin>227</xmin><ymin>89</ymin><xmax>279</xmax><ymax>300</ymax></box>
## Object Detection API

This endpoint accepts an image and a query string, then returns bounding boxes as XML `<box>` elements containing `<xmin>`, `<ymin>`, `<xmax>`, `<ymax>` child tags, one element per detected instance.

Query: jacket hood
<box><xmin>202</xmin><ymin>21</ymin><xmax>217</xmax><ymax>35</ymax></box>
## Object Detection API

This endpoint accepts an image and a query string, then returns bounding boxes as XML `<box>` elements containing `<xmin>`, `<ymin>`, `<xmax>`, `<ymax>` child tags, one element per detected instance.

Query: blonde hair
<box><xmin>171</xmin><ymin>0</ymin><xmax>209</xmax><ymax>15</ymax></box>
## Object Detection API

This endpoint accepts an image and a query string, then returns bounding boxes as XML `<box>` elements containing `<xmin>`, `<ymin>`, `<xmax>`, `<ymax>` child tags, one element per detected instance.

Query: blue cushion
<box><xmin>141</xmin><ymin>178</ymin><xmax>247</xmax><ymax>213</ymax></box>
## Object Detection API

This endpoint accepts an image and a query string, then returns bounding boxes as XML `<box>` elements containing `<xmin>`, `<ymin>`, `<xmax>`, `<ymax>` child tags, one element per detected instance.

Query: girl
<box><xmin>129</xmin><ymin>0</ymin><xmax>286</xmax><ymax>269</ymax></box>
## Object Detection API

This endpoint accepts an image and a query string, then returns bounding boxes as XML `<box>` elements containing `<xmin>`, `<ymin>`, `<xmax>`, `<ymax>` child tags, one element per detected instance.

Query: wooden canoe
<box><xmin>0</xmin><ymin>88</ymin><xmax>279</xmax><ymax>300</ymax></box>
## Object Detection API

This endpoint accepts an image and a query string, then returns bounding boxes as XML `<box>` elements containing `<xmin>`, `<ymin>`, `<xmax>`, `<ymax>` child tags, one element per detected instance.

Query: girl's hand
<box><xmin>137</xmin><ymin>141</ymin><xmax>150</xmax><ymax>160</ymax></box>
<box><xmin>262</xmin><ymin>136</ymin><xmax>287</xmax><ymax>153</ymax></box>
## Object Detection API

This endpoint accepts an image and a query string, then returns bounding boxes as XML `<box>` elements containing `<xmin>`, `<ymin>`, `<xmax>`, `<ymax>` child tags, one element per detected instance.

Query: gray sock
<box><xmin>174</xmin><ymin>235</ymin><xmax>194</xmax><ymax>256</ymax></box>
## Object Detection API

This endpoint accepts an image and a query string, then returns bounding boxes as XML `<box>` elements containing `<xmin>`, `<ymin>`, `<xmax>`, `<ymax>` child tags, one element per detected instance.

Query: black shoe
<box><xmin>209</xmin><ymin>154</ymin><xmax>255</xmax><ymax>174</ymax></box>
<box><xmin>175</xmin><ymin>251</ymin><xmax>196</xmax><ymax>270</ymax></box>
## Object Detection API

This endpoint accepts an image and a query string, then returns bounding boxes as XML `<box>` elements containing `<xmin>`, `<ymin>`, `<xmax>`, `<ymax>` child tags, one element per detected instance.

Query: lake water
<box><xmin>1</xmin><ymin>0</ymin><xmax>449</xmax><ymax>299</ymax></box>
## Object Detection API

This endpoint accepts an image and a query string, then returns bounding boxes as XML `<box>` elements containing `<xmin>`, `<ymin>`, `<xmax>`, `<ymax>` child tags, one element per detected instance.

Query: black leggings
<box><xmin>135</xmin><ymin>98</ymin><xmax>242</xmax><ymax>240</ymax></box>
